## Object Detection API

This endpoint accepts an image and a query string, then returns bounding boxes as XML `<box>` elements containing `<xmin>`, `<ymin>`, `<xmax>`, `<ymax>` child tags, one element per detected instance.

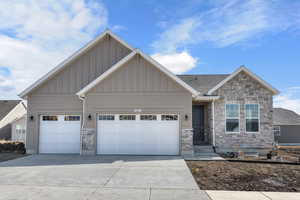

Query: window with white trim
<box><xmin>140</xmin><ymin>115</ymin><xmax>157</xmax><ymax>120</ymax></box>
<box><xmin>99</xmin><ymin>115</ymin><xmax>115</xmax><ymax>120</ymax></box>
<box><xmin>64</xmin><ymin>116</ymin><xmax>80</xmax><ymax>121</ymax></box>
<box><xmin>119</xmin><ymin>115</ymin><xmax>136</xmax><ymax>120</ymax></box>
<box><xmin>273</xmin><ymin>126</ymin><xmax>281</xmax><ymax>137</ymax></box>
<box><xmin>245</xmin><ymin>104</ymin><xmax>260</xmax><ymax>132</ymax></box>
<box><xmin>225</xmin><ymin>104</ymin><xmax>240</xmax><ymax>132</ymax></box>
<box><xmin>42</xmin><ymin>116</ymin><xmax>58</xmax><ymax>121</ymax></box>
<box><xmin>161</xmin><ymin>115</ymin><xmax>178</xmax><ymax>121</ymax></box>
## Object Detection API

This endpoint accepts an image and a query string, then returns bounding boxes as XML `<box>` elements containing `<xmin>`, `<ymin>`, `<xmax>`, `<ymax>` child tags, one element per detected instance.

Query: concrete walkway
<box><xmin>206</xmin><ymin>190</ymin><xmax>300</xmax><ymax>200</ymax></box>
<box><xmin>0</xmin><ymin>155</ymin><xmax>210</xmax><ymax>200</ymax></box>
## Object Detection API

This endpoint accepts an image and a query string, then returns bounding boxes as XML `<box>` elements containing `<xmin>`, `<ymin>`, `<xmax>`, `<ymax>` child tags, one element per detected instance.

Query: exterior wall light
<box><xmin>30</xmin><ymin>115</ymin><xmax>34</xmax><ymax>121</ymax></box>
<box><xmin>88</xmin><ymin>114</ymin><xmax>92</xmax><ymax>120</ymax></box>
<box><xmin>185</xmin><ymin>114</ymin><xmax>188</xmax><ymax>121</ymax></box>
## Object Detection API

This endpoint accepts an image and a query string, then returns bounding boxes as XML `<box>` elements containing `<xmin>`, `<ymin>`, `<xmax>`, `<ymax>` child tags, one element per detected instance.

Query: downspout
<box><xmin>78</xmin><ymin>95</ymin><xmax>85</xmax><ymax>155</ymax></box>
<box><xmin>78</xmin><ymin>95</ymin><xmax>86</xmax><ymax>129</ymax></box>
<box><xmin>212</xmin><ymin>99</ymin><xmax>216</xmax><ymax>152</ymax></box>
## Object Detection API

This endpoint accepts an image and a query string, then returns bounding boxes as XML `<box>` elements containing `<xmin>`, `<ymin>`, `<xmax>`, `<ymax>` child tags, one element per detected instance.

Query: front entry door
<box><xmin>192</xmin><ymin>105</ymin><xmax>205</xmax><ymax>145</ymax></box>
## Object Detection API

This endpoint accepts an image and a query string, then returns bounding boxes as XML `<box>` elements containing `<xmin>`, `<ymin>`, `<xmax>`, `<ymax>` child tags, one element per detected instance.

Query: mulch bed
<box><xmin>186</xmin><ymin>160</ymin><xmax>300</xmax><ymax>192</ymax></box>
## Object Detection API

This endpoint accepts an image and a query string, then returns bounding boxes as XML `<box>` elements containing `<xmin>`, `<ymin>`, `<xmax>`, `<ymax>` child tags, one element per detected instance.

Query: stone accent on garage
<box><xmin>80</xmin><ymin>128</ymin><xmax>96</xmax><ymax>155</ymax></box>
<box><xmin>211</xmin><ymin>71</ymin><xmax>274</xmax><ymax>154</ymax></box>
<box><xmin>181</xmin><ymin>129</ymin><xmax>194</xmax><ymax>155</ymax></box>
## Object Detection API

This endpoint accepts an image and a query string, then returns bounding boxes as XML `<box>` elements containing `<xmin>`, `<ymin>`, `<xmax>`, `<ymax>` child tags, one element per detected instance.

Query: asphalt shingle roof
<box><xmin>273</xmin><ymin>108</ymin><xmax>300</xmax><ymax>126</ymax></box>
<box><xmin>0</xmin><ymin>100</ymin><xmax>21</xmax><ymax>121</ymax></box>
<box><xmin>177</xmin><ymin>74</ymin><xmax>230</xmax><ymax>94</ymax></box>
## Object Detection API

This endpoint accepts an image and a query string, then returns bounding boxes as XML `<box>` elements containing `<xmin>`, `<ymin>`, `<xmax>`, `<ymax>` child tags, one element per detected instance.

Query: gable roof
<box><xmin>0</xmin><ymin>101</ymin><xmax>27</xmax><ymax>129</ymax></box>
<box><xmin>178</xmin><ymin>74</ymin><xmax>229</xmax><ymax>94</ymax></box>
<box><xmin>0</xmin><ymin>100</ymin><xmax>21</xmax><ymax>121</ymax></box>
<box><xmin>19</xmin><ymin>30</ymin><xmax>134</xmax><ymax>99</ymax></box>
<box><xmin>273</xmin><ymin>108</ymin><xmax>300</xmax><ymax>126</ymax></box>
<box><xmin>76</xmin><ymin>49</ymin><xmax>200</xmax><ymax>97</ymax></box>
<box><xmin>207</xmin><ymin>66</ymin><xmax>279</xmax><ymax>95</ymax></box>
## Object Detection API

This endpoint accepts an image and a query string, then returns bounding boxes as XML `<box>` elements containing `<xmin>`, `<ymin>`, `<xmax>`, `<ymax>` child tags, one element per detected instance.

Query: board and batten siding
<box><xmin>26</xmin><ymin>35</ymin><xmax>132</xmax><ymax>153</ymax></box>
<box><xmin>83</xmin><ymin>55</ymin><xmax>193</xmax><ymax>154</ymax></box>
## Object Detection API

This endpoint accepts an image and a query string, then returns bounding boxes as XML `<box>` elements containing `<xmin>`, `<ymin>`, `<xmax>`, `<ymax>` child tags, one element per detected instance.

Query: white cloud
<box><xmin>151</xmin><ymin>51</ymin><xmax>198</xmax><ymax>74</ymax></box>
<box><xmin>152</xmin><ymin>0</ymin><xmax>300</xmax><ymax>52</ymax></box>
<box><xmin>274</xmin><ymin>87</ymin><xmax>300</xmax><ymax>115</ymax></box>
<box><xmin>0</xmin><ymin>0</ymin><xmax>108</xmax><ymax>99</ymax></box>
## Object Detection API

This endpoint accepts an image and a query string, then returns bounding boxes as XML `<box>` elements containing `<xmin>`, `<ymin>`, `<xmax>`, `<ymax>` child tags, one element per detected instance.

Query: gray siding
<box><xmin>26</xmin><ymin>35</ymin><xmax>132</xmax><ymax>153</ymax></box>
<box><xmin>275</xmin><ymin>125</ymin><xmax>300</xmax><ymax>144</ymax></box>
<box><xmin>83</xmin><ymin>55</ymin><xmax>193</xmax><ymax>155</ymax></box>
<box><xmin>33</xmin><ymin>35</ymin><xmax>131</xmax><ymax>95</ymax></box>
<box><xmin>212</xmin><ymin>71</ymin><xmax>274</xmax><ymax>152</ymax></box>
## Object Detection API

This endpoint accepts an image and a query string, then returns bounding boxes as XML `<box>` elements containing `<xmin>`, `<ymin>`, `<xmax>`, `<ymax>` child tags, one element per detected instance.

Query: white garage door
<box><xmin>97</xmin><ymin>114</ymin><xmax>179</xmax><ymax>155</ymax></box>
<box><xmin>39</xmin><ymin>115</ymin><xmax>81</xmax><ymax>154</ymax></box>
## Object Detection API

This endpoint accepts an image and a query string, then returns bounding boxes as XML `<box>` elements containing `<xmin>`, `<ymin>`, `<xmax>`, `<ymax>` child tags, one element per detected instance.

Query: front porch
<box><xmin>192</xmin><ymin>98</ymin><xmax>217</xmax><ymax>155</ymax></box>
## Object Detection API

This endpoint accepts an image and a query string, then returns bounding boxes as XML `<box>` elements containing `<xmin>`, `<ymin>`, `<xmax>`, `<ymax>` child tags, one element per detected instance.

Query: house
<box><xmin>0</xmin><ymin>101</ymin><xmax>27</xmax><ymax>142</ymax></box>
<box><xmin>19</xmin><ymin>30</ymin><xmax>279</xmax><ymax>155</ymax></box>
<box><xmin>273</xmin><ymin>108</ymin><xmax>300</xmax><ymax>145</ymax></box>
<box><xmin>0</xmin><ymin>100</ymin><xmax>22</xmax><ymax>140</ymax></box>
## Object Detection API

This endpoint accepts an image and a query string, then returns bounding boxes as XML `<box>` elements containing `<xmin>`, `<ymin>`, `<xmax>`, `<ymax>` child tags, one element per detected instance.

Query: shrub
<box><xmin>0</xmin><ymin>140</ymin><xmax>26</xmax><ymax>154</ymax></box>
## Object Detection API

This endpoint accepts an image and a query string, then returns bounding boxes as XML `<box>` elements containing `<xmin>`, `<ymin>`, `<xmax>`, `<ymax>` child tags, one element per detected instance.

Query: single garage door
<box><xmin>39</xmin><ymin>115</ymin><xmax>81</xmax><ymax>154</ymax></box>
<box><xmin>97</xmin><ymin>114</ymin><xmax>179</xmax><ymax>155</ymax></box>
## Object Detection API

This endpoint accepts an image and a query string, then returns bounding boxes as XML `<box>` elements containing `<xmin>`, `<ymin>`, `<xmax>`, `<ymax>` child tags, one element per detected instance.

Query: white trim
<box><xmin>225</xmin><ymin>103</ymin><xmax>240</xmax><ymax>134</ymax></box>
<box><xmin>245</xmin><ymin>104</ymin><xmax>260</xmax><ymax>133</ymax></box>
<box><xmin>207</xmin><ymin>66</ymin><xmax>279</xmax><ymax>95</ymax></box>
<box><xmin>19</xmin><ymin>30</ymin><xmax>134</xmax><ymax>98</ymax></box>
<box><xmin>194</xmin><ymin>96</ymin><xmax>220</xmax><ymax>101</ymax></box>
<box><xmin>77</xmin><ymin>49</ymin><xmax>200</xmax><ymax>97</ymax></box>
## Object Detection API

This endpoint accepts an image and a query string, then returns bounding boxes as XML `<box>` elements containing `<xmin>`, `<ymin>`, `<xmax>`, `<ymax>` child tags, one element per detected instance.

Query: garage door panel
<box><xmin>39</xmin><ymin>115</ymin><xmax>81</xmax><ymax>154</ymax></box>
<box><xmin>97</xmin><ymin>114</ymin><xmax>179</xmax><ymax>155</ymax></box>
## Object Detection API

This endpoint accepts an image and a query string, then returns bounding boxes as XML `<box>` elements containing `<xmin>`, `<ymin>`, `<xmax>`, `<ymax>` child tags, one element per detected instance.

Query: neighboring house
<box><xmin>0</xmin><ymin>101</ymin><xmax>27</xmax><ymax>142</ymax></box>
<box><xmin>273</xmin><ymin>108</ymin><xmax>300</xmax><ymax>145</ymax></box>
<box><xmin>19</xmin><ymin>30</ymin><xmax>279</xmax><ymax>155</ymax></box>
<box><xmin>0</xmin><ymin>100</ymin><xmax>22</xmax><ymax>140</ymax></box>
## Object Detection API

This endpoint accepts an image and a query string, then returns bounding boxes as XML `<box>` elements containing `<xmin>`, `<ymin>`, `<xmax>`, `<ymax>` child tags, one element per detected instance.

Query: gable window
<box><xmin>225</xmin><ymin>104</ymin><xmax>240</xmax><ymax>133</ymax></box>
<box><xmin>245</xmin><ymin>104</ymin><xmax>260</xmax><ymax>132</ymax></box>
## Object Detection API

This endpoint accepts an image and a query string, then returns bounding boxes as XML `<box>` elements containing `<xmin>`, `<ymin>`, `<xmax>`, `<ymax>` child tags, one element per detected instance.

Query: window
<box><xmin>64</xmin><ymin>116</ymin><xmax>80</xmax><ymax>121</ymax></box>
<box><xmin>140</xmin><ymin>115</ymin><xmax>157</xmax><ymax>120</ymax></box>
<box><xmin>42</xmin><ymin>116</ymin><xmax>58</xmax><ymax>121</ymax></box>
<box><xmin>99</xmin><ymin>115</ymin><xmax>115</xmax><ymax>120</ymax></box>
<box><xmin>119</xmin><ymin>115</ymin><xmax>136</xmax><ymax>120</ymax></box>
<box><xmin>225</xmin><ymin>104</ymin><xmax>240</xmax><ymax>133</ymax></box>
<box><xmin>273</xmin><ymin>126</ymin><xmax>281</xmax><ymax>137</ymax></box>
<box><xmin>161</xmin><ymin>115</ymin><xmax>178</xmax><ymax>121</ymax></box>
<box><xmin>245</xmin><ymin>104</ymin><xmax>260</xmax><ymax>132</ymax></box>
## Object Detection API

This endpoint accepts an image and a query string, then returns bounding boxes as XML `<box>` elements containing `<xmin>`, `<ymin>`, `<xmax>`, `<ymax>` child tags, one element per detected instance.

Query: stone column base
<box><xmin>181</xmin><ymin>129</ymin><xmax>194</xmax><ymax>156</ymax></box>
<box><xmin>80</xmin><ymin>128</ymin><xmax>96</xmax><ymax>155</ymax></box>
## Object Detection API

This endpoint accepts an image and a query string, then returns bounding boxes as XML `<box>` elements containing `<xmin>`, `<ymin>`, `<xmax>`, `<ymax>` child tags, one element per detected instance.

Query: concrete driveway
<box><xmin>0</xmin><ymin>155</ymin><xmax>210</xmax><ymax>200</ymax></box>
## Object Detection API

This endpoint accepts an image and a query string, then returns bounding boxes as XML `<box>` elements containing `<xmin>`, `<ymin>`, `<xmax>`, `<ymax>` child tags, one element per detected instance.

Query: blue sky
<box><xmin>0</xmin><ymin>0</ymin><xmax>300</xmax><ymax>113</ymax></box>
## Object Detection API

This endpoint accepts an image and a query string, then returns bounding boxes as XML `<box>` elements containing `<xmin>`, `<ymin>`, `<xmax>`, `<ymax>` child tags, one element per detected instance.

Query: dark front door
<box><xmin>192</xmin><ymin>105</ymin><xmax>205</xmax><ymax>145</ymax></box>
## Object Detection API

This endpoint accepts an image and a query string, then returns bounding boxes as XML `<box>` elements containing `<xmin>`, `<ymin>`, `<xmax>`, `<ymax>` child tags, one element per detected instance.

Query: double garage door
<box><xmin>39</xmin><ymin>114</ymin><xmax>179</xmax><ymax>155</ymax></box>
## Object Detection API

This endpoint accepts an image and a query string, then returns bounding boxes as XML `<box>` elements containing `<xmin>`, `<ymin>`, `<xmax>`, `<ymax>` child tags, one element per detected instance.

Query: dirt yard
<box><xmin>0</xmin><ymin>153</ymin><xmax>26</xmax><ymax>163</ymax></box>
<box><xmin>186</xmin><ymin>161</ymin><xmax>300</xmax><ymax>192</ymax></box>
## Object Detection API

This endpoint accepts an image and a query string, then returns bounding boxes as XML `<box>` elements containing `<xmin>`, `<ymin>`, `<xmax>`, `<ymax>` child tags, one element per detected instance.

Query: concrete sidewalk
<box><xmin>206</xmin><ymin>190</ymin><xmax>300</xmax><ymax>200</ymax></box>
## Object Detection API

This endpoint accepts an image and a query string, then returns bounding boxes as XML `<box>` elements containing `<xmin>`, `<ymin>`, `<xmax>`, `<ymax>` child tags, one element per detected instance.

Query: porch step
<box><xmin>194</xmin><ymin>145</ymin><xmax>215</xmax><ymax>153</ymax></box>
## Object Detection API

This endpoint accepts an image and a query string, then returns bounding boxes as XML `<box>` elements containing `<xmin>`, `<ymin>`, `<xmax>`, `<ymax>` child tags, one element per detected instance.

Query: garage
<box><xmin>39</xmin><ymin>115</ymin><xmax>81</xmax><ymax>154</ymax></box>
<box><xmin>97</xmin><ymin>114</ymin><xmax>179</xmax><ymax>155</ymax></box>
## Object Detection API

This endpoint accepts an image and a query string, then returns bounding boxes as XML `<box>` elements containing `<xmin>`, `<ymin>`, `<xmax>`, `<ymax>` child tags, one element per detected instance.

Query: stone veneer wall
<box><xmin>212</xmin><ymin>71</ymin><xmax>274</xmax><ymax>153</ymax></box>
